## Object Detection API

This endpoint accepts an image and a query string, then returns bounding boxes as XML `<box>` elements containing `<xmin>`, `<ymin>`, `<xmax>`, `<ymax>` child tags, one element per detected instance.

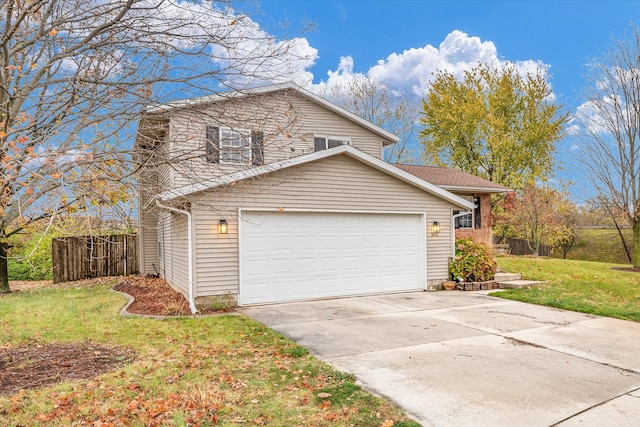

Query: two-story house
<box><xmin>136</xmin><ymin>82</ymin><xmax>505</xmax><ymax>312</ymax></box>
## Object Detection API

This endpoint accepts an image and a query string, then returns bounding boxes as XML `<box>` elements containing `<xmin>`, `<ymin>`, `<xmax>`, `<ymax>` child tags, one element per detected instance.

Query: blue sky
<box><xmin>247</xmin><ymin>0</ymin><xmax>640</xmax><ymax>201</ymax></box>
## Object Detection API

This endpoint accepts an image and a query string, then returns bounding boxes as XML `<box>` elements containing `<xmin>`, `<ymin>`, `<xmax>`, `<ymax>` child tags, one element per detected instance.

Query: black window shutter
<box><xmin>251</xmin><ymin>130</ymin><xmax>264</xmax><ymax>165</ymax></box>
<box><xmin>474</xmin><ymin>197</ymin><xmax>481</xmax><ymax>229</ymax></box>
<box><xmin>205</xmin><ymin>126</ymin><xmax>220</xmax><ymax>163</ymax></box>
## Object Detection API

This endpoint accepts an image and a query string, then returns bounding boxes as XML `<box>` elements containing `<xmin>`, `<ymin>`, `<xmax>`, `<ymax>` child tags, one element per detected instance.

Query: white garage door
<box><xmin>239</xmin><ymin>210</ymin><xmax>425</xmax><ymax>305</ymax></box>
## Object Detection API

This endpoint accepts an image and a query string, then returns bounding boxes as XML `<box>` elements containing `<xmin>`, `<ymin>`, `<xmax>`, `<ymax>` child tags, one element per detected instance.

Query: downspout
<box><xmin>452</xmin><ymin>210</ymin><xmax>472</xmax><ymax>221</ymax></box>
<box><xmin>155</xmin><ymin>199</ymin><xmax>198</xmax><ymax>314</ymax></box>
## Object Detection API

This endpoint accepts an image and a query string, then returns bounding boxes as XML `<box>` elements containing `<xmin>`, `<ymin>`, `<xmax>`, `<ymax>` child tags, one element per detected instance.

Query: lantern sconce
<box><xmin>219</xmin><ymin>219</ymin><xmax>228</xmax><ymax>235</ymax></box>
<box><xmin>431</xmin><ymin>221</ymin><xmax>441</xmax><ymax>236</ymax></box>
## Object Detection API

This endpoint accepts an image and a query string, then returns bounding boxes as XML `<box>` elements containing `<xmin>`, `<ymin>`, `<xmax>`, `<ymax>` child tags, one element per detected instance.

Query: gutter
<box><xmin>453</xmin><ymin>210</ymin><xmax>472</xmax><ymax>220</ymax></box>
<box><xmin>154</xmin><ymin>199</ymin><xmax>198</xmax><ymax>314</ymax></box>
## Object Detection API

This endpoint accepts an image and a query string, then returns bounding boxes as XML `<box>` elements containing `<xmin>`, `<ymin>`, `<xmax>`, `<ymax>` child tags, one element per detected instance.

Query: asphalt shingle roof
<box><xmin>393</xmin><ymin>164</ymin><xmax>510</xmax><ymax>193</ymax></box>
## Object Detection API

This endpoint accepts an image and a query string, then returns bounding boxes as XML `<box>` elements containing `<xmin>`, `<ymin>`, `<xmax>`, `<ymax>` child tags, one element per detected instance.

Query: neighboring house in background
<box><xmin>135</xmin><ymin>82</ymin><xmax>477</xmax><ymax>312</ymax></box>
<box><xmin>393</xmin><ymin>165</ymin><xmax>510</xmax><ymax>246</ymax></box>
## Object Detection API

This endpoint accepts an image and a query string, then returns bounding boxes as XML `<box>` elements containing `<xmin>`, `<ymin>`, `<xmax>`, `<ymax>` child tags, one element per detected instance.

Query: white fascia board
<box><xmin>440</xmin><ymin>185</ymin><xmax>511</xmax><ymax>194</ymax></box>
<box><xmin>143</xmin><ymin>82</ymin><xmax>400</xmax><ymax>144</ymax></box>
<box><xmin>159</xmin><ymin>145</ymin><xmax>474</xmax><ymax>210</ymax></box>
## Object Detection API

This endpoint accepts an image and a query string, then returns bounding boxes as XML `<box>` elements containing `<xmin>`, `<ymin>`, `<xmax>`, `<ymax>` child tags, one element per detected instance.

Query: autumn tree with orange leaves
<box><xmin>0</xmin><ymin>0</ymin><xmax>308</xmax><ymax>292</ymax></box>
<box><xmin>495</xmin><ymin>185</ymin><xmax>577</xmax><ymax>256</ymax></box>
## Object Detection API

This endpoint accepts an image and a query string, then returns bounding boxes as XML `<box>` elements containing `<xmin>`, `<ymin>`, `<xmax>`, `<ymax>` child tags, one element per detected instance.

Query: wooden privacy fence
<box><xmin>493</xmin><ymin>236</ymin><xmax>551</xmax><ymax>257</ymax></box>
<box><xmin>52</xmin><ymin>234</ymin><xmax>139</xmax><ymax>283</ymax></box>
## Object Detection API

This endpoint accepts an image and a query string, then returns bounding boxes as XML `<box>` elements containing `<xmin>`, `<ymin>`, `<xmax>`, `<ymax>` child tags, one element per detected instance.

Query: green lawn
<box><xmin>0</xmin><ymin>282</ymin><xmax>419</xmax><ymax>426</ymax></box>
<box><xmin>550</xmin><ymin>228</ymin><xmax>632</xmax><ymax>264</ymax></box>
<box><xmin>494</xmin><ymin>257</ymin><xmax>640</xmax><ymax>321</ymax></box>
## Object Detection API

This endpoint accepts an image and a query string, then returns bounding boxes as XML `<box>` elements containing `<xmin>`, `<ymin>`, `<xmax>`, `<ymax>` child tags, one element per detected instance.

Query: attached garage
<box><xmin>238</xmin><ymin>210</ymin><xmax>425</xmax><ymax>305</ymax></box>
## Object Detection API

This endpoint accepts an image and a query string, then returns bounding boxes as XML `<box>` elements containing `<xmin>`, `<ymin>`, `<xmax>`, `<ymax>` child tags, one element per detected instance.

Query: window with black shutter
<box><xmin>206</xmin><ymin>126</ymin><xmax>263</xmax><ymax>165</ymax></box>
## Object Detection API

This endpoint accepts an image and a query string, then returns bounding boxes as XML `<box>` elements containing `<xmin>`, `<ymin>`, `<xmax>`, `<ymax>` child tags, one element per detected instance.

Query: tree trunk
<box><xmin>633</xmin><ymin>221</ymin><xmax>640</xmax><ymax>268</ymax></box>
<box><xmin>0</xmin><ymin>241</ymin><xmax>10</xmax><ymax>293</ymax></box>
<box><xmin>529</xmin><ymin>237</ymin><xmax>541</xmax><ymax>257</ymax></box>
<box><xmin>612</xmin><ymin>214</ymin><xmax>633</xmax><ymax>264</ymax></box>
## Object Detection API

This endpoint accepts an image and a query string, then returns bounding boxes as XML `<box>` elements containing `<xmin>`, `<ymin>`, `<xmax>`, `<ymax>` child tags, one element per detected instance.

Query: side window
<box><xmin>206</xmin><ymin>126</ymin><xmax>264</xmax><ymax>165</ymax></box>
<box><xmin>314</xmin><ymin>136</ymin><xmax>350</xmax><ymax>151</ymax></box>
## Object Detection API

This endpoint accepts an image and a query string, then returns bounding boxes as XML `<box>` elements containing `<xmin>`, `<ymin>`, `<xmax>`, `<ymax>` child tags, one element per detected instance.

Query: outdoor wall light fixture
<box><xmin>219</xmin><ymin>219</ymin><xmax>228</xmax><ymax>235</ymax></box>
<box><xmin>431</xmin><ymin>221</ymin><xmax>441</xmax><ymax>236</ymax></box>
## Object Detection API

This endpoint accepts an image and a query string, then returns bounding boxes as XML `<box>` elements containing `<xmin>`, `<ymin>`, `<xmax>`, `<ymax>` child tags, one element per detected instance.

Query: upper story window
<box><xmin>453</xmin><ymin>196</ymin><xmax>481</xmax><ymax>229</ymax></box>
<box><xmin>206</xmin><ymin>126</ymin><xmax>264</xmax><ymax>165</ymax></box>
<box><xmin>314</xmin><ymin>136</ymin><xmax>351</xmax><ymax>152</ymax></box>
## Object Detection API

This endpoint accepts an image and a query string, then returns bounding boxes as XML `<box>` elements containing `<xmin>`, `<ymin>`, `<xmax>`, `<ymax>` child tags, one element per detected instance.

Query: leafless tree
<box><xmin>0</xmin><ymin>0</ymin><xmax>309</xmax><ymax>292</ymax></box>
<box><xmin>579</xmin><ymin>24</ymin><xmax>640</xmax><ymax>267</ymax></box>
<box><xmin>319</xmin><ymin>76</ymin><xmax>421</xmax><ymax>163</ymax></box>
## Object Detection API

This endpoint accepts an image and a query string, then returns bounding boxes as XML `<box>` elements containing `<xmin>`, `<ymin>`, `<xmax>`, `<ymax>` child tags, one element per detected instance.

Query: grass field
<box><xmin>0</xmin><ymin>282</ymin><xmax>419</xmax><ymax>426</ymax></box>
<box><xmin>550</xmin><ymin>228</ymin><xmax>632</xmax><ymax>265</ymax></box>
<box><xmin>494</xmin><ymin>257</ymin><xmax>640</xmax><ymax>321</ymax></box>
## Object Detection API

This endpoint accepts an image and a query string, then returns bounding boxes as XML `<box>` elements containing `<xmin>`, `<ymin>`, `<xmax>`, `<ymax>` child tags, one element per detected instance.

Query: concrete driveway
<box><xmin>241</xmin><ymin>291</ymin><xmax>640</xmax><ymax>426</ymax></box>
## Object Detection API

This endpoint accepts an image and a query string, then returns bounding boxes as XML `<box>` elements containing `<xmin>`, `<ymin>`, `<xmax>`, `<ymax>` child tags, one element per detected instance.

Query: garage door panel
<box><xmin>239</xmin><ymin>211</ymin><xmax>425</xmax><ymax>305</ymax></box>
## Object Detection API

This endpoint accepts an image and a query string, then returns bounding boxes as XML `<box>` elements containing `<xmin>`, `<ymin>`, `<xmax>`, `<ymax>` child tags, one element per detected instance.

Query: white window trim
<box><xmin>220</xmin><ymin>127</ymin><xmax>252</xmax><ymax>165</ymax></box>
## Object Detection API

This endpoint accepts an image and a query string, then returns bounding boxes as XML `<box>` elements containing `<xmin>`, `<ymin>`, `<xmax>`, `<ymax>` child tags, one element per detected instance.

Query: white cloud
<box><xmin>574</xmin><ymin>100</ymin><xmax>611</xmax><ymax>135</ymax></box>
<box><xmin>566</xmin><ymin>124</ymin><xmax>581</xmax><ymax>136</ymax></box>
<box><xmin>303</xmin><ymin>30</ymin><xmax>550</xmax><ymax>99</ymax></box>
<box><xmin>199</xmin><ymin>19</ymin><xmax>549</xmax><ymax>99</ymax></box>
<box><xmin>367</xmin><ymin>30</ymin><xmax>500</xmax><ymax>95</ymax></box>
<box><xmin>104</xmin><ymin>1</ymin><xmax>321</xmax><ymax>89</ymax></box>
<box><xmin>204</xmin><ymin>8</ymin><xmax>318</xmax><ymax>88</ymax></box>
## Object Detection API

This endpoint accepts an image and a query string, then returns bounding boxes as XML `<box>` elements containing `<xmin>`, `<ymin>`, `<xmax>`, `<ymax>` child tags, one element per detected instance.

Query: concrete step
<box><xmin>498</xmin><ymin>280</ymin><xmax>545</xmax><ymax>289</ymax></box>
<box><xmin>494</xmin><ymin>272</ymin><xmax>522</xmax><ymax>282</ymax></box>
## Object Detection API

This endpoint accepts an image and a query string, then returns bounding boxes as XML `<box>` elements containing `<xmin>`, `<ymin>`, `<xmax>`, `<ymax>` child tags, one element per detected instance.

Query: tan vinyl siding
<box><xmin>190</xmin><ymin>154</ymin><xmax>455</xmax><ymax>298</ymax></box>
<box><xmin>165</xmin><ymin>91</ymin><xmax>391</xmax><ymax>190</ymax></box>
<box><xmin>137</xmin><ymin>163</ymin><xmax>159</xmax><ymax>275</ymax></box>
<box><xmin>157</xmin><ymin>141</ymin><xmax>174</xmax><ymax>193</ymax></box>
<box><xmin>158</xmin><ymin>211</ymin><xmax>189</xmax><ymax>296</ymax></box>
<box><xmin>139</xmin><ymin>206</ymin><xmax>158</xmax><ymax>275</ymax></box>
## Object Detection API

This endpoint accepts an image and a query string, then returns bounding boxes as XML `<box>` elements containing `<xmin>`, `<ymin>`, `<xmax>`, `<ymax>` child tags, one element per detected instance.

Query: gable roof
<box><xmin>393</xmin><ymin>164</ymin><xmax>511</xmax><ymax>193</ymax></box>
<box><xmin>157</xmin><ymin>145</ymin><xmax>474</xmax><ymax>210</ymax></box>
<box><xmin>142</xmin><ymin>82</ymin><xmax>400</xmax><ymax>146</ymax></box>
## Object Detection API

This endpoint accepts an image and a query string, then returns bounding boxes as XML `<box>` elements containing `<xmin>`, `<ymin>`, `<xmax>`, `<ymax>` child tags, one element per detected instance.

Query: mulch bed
<box><xmin>0</xmin><ymin>343</ymin><xmax>136</xmax><ymax>396</ymax></box>
<box><xmin>1</xmin><ymin>275</ymin><xmax>230</xmax><ymax>398</ymax></box>
<box><xmin>113</xmin><ymin>275</ymin><xmax>193</xmax><ymax>315</ymax></box>
<box><xmin>113</xmin><ymin>275</ymin><xmax>233</xmax><ymax>316</ymax></box>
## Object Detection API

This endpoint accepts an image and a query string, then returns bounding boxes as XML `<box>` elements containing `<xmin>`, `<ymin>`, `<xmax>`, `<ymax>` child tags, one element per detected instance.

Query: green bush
<box><xmin>450</xmin><ymin>238</ymin><xmax>497</xmax><ymax>282</ymax></box>
<box><xmin>7</xmin><ymin>231</ymin><xmax>53</xmax><ymax>281</ymax></box>
<box><xmin>8</xmin><ymin>259</ymin><xmax>52</xmax><ymax>281</ymax></box>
